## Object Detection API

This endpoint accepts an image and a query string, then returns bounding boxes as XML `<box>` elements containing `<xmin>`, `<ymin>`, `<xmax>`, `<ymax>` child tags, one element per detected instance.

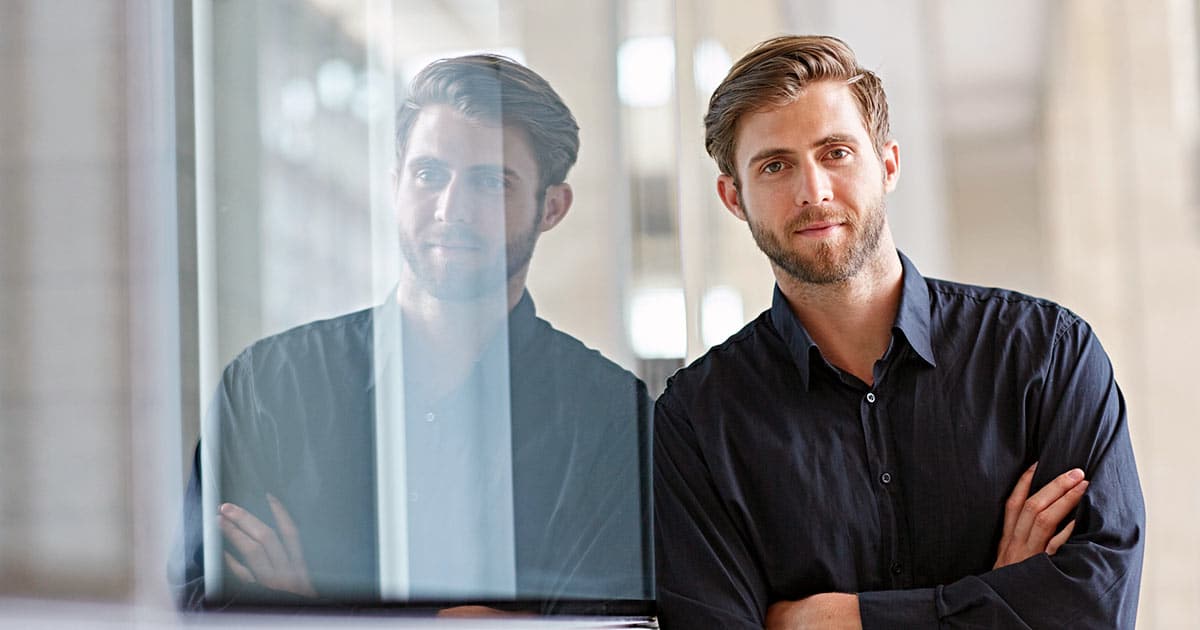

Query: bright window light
<box><xmin>701</xmin><ymin>285</ymin><xmax>744</xmax><ymax>348</ymax></box>
<box><xmin>617</xmin><ymin>36</ymin><xmax>675</xmax><ymax>108</ymax></box>
<box><xmin>629</xmin><ymin>287</ymin><xmax>687</xmax><ymax>359</ymax></box>
<box><xmin>317</xmin><ymin>58</ymin><xmax>356</xmax><ymax>111</ymax></box>
<box><xmin>693</xmin><ymin>38</ymin><xmax>732</xmax><ymax>97</ymax></box>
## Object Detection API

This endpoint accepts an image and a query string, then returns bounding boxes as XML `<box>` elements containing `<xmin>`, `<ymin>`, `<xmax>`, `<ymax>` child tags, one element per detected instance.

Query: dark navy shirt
<box><xmin>654</xmin><ymin>252</ymin><xmax>1144</xmax><ymax>629</ymax></box>
<box><xmin>176</xmin><ymin>292</ymin><xmax>653</xmax><ymax>612</ymax></box>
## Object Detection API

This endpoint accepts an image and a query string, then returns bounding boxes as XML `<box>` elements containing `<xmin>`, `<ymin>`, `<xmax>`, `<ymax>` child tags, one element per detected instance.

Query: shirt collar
<box><xmin>769</xmin><ymin>250</ymin><xmax>936</xmax><ymax>391</ymax></box>
<box><xmin>371</xmin><ymin>288</ymin><xmax>542</xmax><ymax>379</ymax></box>
<box><xmin>507</xmin><ymin>290</ymin><xmax>540</xmax><ymax>356</ymax></box>
<box><xmin>893</xmin><ymin>251</ymin><xmax>936</xmax><ymax>369</ymax></box>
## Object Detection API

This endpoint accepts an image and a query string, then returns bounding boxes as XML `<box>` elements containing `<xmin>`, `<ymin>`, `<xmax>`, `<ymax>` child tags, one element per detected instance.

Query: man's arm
<box><xmin>654</xmin><ymin>394</ymin><xmax>768</xmax><ymax>629</ymax></box>
<box><xmin>856</xmin><ymin>320</ymin><xmax>1144</xmax><ymax>628</ymax></box>
<box><xmin>765</xmin><ymin>465</ymin><xmax>1089</xmax><ymax>629</ymax></box>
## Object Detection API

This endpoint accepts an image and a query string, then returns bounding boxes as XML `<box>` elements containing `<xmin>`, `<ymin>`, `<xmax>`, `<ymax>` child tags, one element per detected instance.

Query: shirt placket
<box><xmin>858</xmin><ymin>361</ymin><xmax>913</xmax><ymax>591</ymax></box>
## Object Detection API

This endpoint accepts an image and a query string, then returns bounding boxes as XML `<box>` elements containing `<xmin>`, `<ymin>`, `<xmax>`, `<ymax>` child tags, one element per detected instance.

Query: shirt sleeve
<box><xmin>858</xmin><ymin>317</ymin><xmax>1145</xmax><ymax>629</ymax></box>
<box><xmin>654</xmin><ymin>393</ymin><xmax>768</xmax><ymax>629</ymax></box>
<box><xmin>170</xmin><ymin>350</ymin><xmax>279</xmax><ymax>609</ymax></box>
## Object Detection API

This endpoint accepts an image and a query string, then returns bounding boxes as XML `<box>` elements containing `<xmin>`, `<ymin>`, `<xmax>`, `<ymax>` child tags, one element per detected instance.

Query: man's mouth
<box><xmin>795</xmin><ymin>220</ymin><xmax>843</xmax><ymax>237</ymax></box>
<box><xmin>423</xmin><ymin>227</ymin><xmax>485</xmax><ymax>251</ymax></box>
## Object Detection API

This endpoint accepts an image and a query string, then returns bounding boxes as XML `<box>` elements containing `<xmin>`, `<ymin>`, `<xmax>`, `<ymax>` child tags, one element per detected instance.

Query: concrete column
<box><xmin>0</xmin><ymin>0</ymin><xmax>133</xmax><ymax>598</ymax></box>
<box><xmin>519</xmin><ymin>1</ymin><xmax>634</xmax><ymax>367</ymax></box>
<box><xmin>1043</xmin><ymin>1</ymin><xmax>1200</xmax><ymax>626</ymax></box>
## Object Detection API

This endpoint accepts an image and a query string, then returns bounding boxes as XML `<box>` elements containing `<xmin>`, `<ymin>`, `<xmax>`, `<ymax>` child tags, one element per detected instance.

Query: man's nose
<box><xmin>795</xmin><ymin>163</ymin><xmax>833</xmax><ymax>206</ymax></box>
<box><xmin>433</xmin><ymin>177</ymin><xmax>474</xmax><ymax>223</ymax></box>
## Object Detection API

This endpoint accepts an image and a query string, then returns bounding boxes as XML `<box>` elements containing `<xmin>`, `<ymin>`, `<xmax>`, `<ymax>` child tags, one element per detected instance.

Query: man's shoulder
<box><xmin>659</xmin><ymin>310</ymin><xmax>778</xmax><ymax>405</ymax></box>
<box><xmin>530</xmin><ymin>317</ymin><xmax>648</xmax><ymax>395</ymax></box>
<box><xmin>924</xmin><ymin>276</ymin><xmax>1085</xmax><ymax>335</ymax></box>
<box><xmin>229</xmin><ymin>307</ymin><xmax>374</xmax><ymax>373</ymax></box>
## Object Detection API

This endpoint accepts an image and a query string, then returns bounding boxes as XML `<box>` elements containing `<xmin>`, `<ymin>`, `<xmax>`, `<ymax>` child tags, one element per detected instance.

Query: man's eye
<box><xmin>826</xmin><ymin>148</ymin><xmax>849</xmax><ymax>160</ymax></box>
<box><xmin>474</xmin><ymin>173</ymin><xmax>508</xmax><ymax>192</ymax></box>
<box><xmin>414</xmin><ymin>168</ymin><xmax>449</xmax><ymax>187</ymax></box>
<box><xmin>763</xmin><ymin>161</ymin><xmax>785</xmax><ymax>174</ymax></box>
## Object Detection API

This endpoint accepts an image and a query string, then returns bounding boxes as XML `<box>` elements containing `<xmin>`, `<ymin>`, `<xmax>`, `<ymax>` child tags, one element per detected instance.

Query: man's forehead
<box><xmin>734</xmin><ymin>83</ymin><xmax>870</xmax><ymax>160</ymax></box>
<box><xmin>405</xmin><ymin>105</ymin><xmax>534</xmax><ymax>170</ymax></box>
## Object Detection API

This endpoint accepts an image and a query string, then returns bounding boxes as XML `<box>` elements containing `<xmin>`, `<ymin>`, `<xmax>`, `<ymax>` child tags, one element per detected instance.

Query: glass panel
<box><xmin>187</xmin><ymin>0</ymin><xmax>655</xmax><ymax>614</ymax></box>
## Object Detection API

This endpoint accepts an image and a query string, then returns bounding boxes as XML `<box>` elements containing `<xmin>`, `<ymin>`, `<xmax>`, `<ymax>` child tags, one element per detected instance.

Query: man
<box><xmin>654</xmin><ymin>35</ymin><xmax>1144</xmax><ymax>628</ymax></box>
<box><xmin>174</xmin><ymin>55</ymin><xmax>653</xmax><ymax>612</ymax></box>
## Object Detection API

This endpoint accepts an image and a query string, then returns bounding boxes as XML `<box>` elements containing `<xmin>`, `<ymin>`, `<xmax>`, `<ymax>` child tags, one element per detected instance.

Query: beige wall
<box><xmin>1043</xmin><ymin>2</ymin><xmax>1200</xmax><ymax>626</ymax></box>
<box><xmin>0</xmin><ymin>0</ymin><xmax>134</xmax><ymax>598</ymax></box>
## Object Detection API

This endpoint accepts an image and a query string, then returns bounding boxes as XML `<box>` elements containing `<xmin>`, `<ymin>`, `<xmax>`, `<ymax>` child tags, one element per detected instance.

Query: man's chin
<box><xmin>410</xmin><ymin>270</ymin><xmax>509</xmax><ymax>302</ymax></box>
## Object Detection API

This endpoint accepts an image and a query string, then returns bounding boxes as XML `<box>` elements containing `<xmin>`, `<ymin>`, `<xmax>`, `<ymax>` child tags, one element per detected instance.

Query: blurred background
<box><xmin>2</xmin><ymin>0</ymin><xmax>1198</xmax><ymax>626</ymax></box>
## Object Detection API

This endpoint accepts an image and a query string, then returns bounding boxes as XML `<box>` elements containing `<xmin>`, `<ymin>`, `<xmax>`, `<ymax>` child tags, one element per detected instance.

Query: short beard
<box><xmin>400</xmin><ymin>205</ymin><xmax>543</xmax><ymax>302</ymax></box>
<box><xmin>742</xmin><ymin>190</ymin><xmax>886</xmax><ymax>285</ymax></box>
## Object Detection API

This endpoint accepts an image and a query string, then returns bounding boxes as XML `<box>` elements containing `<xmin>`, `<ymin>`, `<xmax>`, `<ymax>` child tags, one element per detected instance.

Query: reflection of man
<box><xmin>174</xmin><ymin>55</ymin><xmax>652</xmax><ymax>610</ymax></box>
<box><xmin>654</xmin><ymin>36</ymin><xmax>1144</xmax><ymax>628</ymax></box>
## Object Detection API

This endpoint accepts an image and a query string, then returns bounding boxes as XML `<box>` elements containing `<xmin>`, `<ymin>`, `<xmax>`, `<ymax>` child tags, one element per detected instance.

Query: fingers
<box><xmin>224</xmin><ymin>502</ymin><xmax>293</xmax><ymax>569</ymax></box>
<box><xmin>219</xmin><ymin>508</ymin><xmax>276</xmax><ymax>581</ymax></box>
<box><xmin>219</xmin><ymin>502</ymin><xmax>290</xmax><ymax>579</ymax></box>
<box><xmin>224</xmin><ymin>550</ymin><xmax>256</xmax><ymax>584</ymax></box>
<box><xmin>1046</xmin><ymin>519</ymin><xmax>1076</xmax><ymax>556</ymax></box>
<box><xmin>219</xmin><ymin>498</ymin><xmax>318</xmax><ymax>598</ymax></box>
<box><xmin>267</xmin><ymin>494</ymin><xmax>306</xmax><ymax>565</ymax></box>
<box><xmin>1011</xmin><ymin>467</ymin><xmax>1085</xmax><ymax>545</ymax></box>
<box><xmin>1035</xmin><ymin>480</ymin><xmax>1088</xmax><ymax>539</ymax></box>
<box><xmin>1002</xmin><ymin>463</ymin><xmax>1037</xmax><ymax>539</ymax></box>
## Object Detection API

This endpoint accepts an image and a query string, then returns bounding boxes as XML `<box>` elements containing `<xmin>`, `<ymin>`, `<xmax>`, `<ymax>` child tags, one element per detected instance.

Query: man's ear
<box><xmin>538</xmin><ymin>183</ymin><xmax>573</xmax><ymax>233</ymax></box>
<box><xmin>717</xmin><ymin>174</ymin><xmax>747</xmax><ymax>222</ymax></box>
<box><xmin>881</xmin><ymin>140</ymin><xmax>900</xmax><ymax>193</ymax></box>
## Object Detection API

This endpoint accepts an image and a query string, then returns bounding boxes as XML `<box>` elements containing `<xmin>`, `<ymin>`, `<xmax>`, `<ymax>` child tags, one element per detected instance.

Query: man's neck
<box><xmin>395</xmin><ymin>270</ymin><xmax>528</xmax><ymax>397</ymax></box>
<box><xmin>776</xmin><ymin>244</ymin><xmax>903</xmax><ymax>386</ymax></box>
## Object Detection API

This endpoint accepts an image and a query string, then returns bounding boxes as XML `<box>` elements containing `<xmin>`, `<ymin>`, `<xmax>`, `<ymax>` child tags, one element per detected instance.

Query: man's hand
<box><xmin>993</xmin><ymin>463</ymin><xmax>1088</xmax><ymax>569</ymax></box>
<box><xmin>218</xmin><ymin>494</ymin><xmax>318</xmax><ymax>598</ymax></box>
<box><xmin>766</xmin><ymin>593</ymin><xmax>861</xmax><ymax>630</ymax></box>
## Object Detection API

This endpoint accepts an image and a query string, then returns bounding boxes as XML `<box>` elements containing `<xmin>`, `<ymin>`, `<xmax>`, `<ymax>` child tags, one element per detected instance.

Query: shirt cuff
<box><xmin>858</xmin><ymin>586</ymin><xmax>939</xmax><ymax>629</ymax></box>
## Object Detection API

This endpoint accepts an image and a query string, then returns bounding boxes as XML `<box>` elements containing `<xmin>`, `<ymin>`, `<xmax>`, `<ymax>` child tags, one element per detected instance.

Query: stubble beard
<box><xmin>399</xmin><ymin>208</ymin><xmax>542</xmax><ymax>302</ymax></box>
<box><xmin>744</xmin><ymin>192</ymin><xmax>887</xmax><ymax>286</ymax></box>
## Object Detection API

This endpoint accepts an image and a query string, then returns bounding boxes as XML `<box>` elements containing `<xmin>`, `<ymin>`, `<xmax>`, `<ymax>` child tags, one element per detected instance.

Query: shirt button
<box><xmin>891</xmin><ymin>561</ymin><xmax>903</xmax><ymax>575</ymax></box>
<box><xmin>880</xmin><ymin>472</ymin><xmax>892</xmax><ymax>484</ymax></box>
<box><xmin>409</xmin><ymin>492</ymin><xmax>420</xmax><ymax>503</ymax></box>
<box><xmin>866</xmin><ymin>392</ymin><xmax>876</xmax><ymax>403</ymax></box>
<box><xmin>424</xmin><ymin>412</ymin><xmax>436</xmax><ymax>423</ymax></box>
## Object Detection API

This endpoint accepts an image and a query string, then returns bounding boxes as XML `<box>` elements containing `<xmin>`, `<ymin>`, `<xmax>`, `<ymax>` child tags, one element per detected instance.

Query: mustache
<box><xmin>785</xmin><ymin>206</ymin><xmax>853</xmax><ymax>231</ymax></box>
<box><xmin>422</xmin><ymin>224</ymin><xmax>486</xmax><ymax>248</ymax></box>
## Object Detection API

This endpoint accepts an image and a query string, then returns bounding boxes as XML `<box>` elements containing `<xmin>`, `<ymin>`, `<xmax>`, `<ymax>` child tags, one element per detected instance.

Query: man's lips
<box><xmin>795</xmin><ymin>221</ymin><xmax>843</xmax><ymax>237</ymax></box>
<box><xmin>426</xmin><ymin>241</ymin><xmax>481</xmax><ymax>250</ymax></box>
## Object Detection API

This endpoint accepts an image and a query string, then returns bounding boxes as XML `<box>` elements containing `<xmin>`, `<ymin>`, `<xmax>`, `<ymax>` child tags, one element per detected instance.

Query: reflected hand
<box><xmin>993</xmin><ymin>463</ymin><xmax>1088</xmax><ymax>569</ymax></box>
<box><xmin>218</xmin><ymin>494</ymin><xmax>317</xmax><ymax>598</ymax></box>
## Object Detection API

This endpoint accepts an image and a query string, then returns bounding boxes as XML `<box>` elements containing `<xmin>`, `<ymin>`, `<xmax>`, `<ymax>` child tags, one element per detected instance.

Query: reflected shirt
<box><xmin>177</xmin><ymin>292</ymin><xmax>652</xmax><ymax>609</ymax></box>
<box><xmin>653</xmin><ymin>252</ymin><xmax>1144</xmax><ymax>629</ymax></box>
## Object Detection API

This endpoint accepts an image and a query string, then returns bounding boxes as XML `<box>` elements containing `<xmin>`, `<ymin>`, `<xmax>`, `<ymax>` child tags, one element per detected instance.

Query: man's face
<box><xmin>394</xmin><ymin>105</ymin><xmax>546</xmax><ymax>300</ymax></box>
<box><xmin>717</xmin><ymin>80</ymin><xmax>899</xmax><ymax>285</ymax></box>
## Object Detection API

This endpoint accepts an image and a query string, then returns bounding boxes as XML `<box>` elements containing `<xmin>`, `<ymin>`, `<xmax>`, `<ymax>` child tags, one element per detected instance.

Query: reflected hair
<box><xmin>395</xmin><ymin>54</ymin><xmax>580</xmax><ymax>191</ymax></box>
<box><xmin>704</xmin><ymin>35</ymin><xmax>890</xmax><ymax>180</ymax></box>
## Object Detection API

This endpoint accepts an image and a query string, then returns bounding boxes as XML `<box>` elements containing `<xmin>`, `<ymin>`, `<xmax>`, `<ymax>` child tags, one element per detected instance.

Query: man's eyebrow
<box><xmin>813</xmin><ymin>134</ymin><xmax>859</xmax><ymax>148</ymax></box>
<box><xmin>468</xmin><ymin>164</ymin><xmax>521</xmax><ymax>180</ymax></box>
<box><xmin>406</xmin><ymin>155</ymin><xmax>447</xmax><ymax>169</ymax></box>
<box><xmin>745</xmin><ymin>148</ymin><xmax>795</xmax><ymax>167</ymax></box>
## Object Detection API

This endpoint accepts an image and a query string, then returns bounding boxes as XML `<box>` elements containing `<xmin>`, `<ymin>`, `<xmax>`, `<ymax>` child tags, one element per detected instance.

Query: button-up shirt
<box><xmin>176</xmin><ymin>292</ymin><xmax>654</xmax><ymax>612</ymax></box>
<box><xmin>654</xmin><ymin>252</ymin><xmax>1144</xmax><ymax>628</ymax></box>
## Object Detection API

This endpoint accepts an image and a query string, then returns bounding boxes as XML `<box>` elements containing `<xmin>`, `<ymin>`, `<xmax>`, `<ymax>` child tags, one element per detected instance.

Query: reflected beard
<box><xmin>399</xmin><ymin>219</ymin><xmax>540</xmax><ymax>302</ymax></box>
<box><xmin>746</xmin><ymin>196</ymin><xmax>886</xmax><ymax>285</ymax></box>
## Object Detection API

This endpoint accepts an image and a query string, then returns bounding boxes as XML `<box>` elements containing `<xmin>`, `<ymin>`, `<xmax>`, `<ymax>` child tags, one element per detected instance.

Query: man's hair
<box><xmin>395</xmin><ymin>54</ymin><xmax>580</xmax><ymax>191</ymax></box>
<box><xmin>704</xmin><ymin>35</ymin><xmax>890</xmax><ymax>180</ymax></box>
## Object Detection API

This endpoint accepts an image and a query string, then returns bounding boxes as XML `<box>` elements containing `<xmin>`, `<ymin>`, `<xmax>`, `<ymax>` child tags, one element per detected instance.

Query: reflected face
<box><xmin>718</xmin><ymin>81</ymin><xmax>898</xmax><ymax>285</ymax></box>
<box><xmin>394</xmin><ymin>105</ymin><xmax>545</xmax><ymax>300</ymax></box>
